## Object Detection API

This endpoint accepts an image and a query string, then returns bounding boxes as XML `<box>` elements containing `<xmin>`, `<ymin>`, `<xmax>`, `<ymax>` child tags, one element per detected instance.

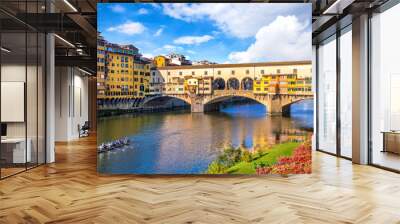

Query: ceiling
<box><xmin>311</xmin><ymin>0</ymin><xmax>391</xmax><ymax>43</ymax></box>
<box><xmin>0</xmin><ymin>0</ymin><xmax>395</xmax><ymax>73</ymax></box>
<box><xmin>0</xmin><ymin>0</ymin><xmax>97</xmax><ymax>73</ymax></box>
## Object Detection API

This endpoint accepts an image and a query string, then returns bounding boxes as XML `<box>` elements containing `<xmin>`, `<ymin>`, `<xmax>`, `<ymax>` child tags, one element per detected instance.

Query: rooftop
<box><xmin>157</xmin><ymin>61</ymin><xmax>311</xmax><ymax>70</ymax></box>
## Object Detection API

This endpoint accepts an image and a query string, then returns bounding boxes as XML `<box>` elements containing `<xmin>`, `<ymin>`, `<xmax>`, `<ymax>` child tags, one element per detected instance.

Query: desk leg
<box><xmin>382</xmin><ymin>134</ymin><xmax>386</xmax><ymax>153</ymax></box>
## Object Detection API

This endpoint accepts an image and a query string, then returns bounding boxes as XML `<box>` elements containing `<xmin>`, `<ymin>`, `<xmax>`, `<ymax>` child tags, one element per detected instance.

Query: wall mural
<box><xmin>97</xmin><ymin>3</ymin><xmax>313</xmax><ymax>174</ymax></box>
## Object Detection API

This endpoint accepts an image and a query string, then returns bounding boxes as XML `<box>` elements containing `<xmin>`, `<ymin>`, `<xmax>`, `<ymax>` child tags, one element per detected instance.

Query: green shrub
<box><xmin>240</xmin><ymin>150</ymin><xmax>252</xmax><ymax>162</ymax></box>
<box><xmin>206</xmin><ymin>161</ymin><xmax>227</xmax><ymax>174</ymax></box>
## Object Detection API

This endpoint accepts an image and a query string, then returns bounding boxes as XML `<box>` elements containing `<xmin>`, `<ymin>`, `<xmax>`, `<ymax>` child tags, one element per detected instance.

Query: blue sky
<box><xmin>98</xmin><ymin>3</ymin><xmax>311</xmax><ymax>64</ymax></box>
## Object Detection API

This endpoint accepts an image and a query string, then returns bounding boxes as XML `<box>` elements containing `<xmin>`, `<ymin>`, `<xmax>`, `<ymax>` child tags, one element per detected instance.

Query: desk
<box><xmin>382</xmin><ymin>131</ymin><xmax>400</xmax><ymax>154</ymax></box>
<box><xmin>1</xmin><ymin>138</ymin><xmax>31</xmax><ymax>163</ymax></box>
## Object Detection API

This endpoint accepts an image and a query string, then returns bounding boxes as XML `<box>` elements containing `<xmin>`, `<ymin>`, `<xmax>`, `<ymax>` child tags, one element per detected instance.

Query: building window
<box><xmin>167</xmin><ymin>72</ymin><xmax>171</xmax><ymax>76</ymax></box>
<box><xmin>204</xmin><ymin>71</ymin><xmax>208</xmax><ymax>75</ymax></box>
<box><xmin>179</xmin><ymin>72</ymin><xmax>182</xmax><ymax>76</ymax></box>
<box><xmin>192</xmin><ymin>71</ymin><xmax>195</xmax><ymax>75</ymax></box>
<box><xmin>277</xmin><ymin>69</ymin><xmax>281</xmax><ymax>74</ymax></box>
<box><xmin>293</xmin><ymin>68</ymin><xmax>298</xmax><ymax>74</ymax></box>
<box><xmin>231</xmin><ymin>70</ymin><xmax>235</xmax><ymax>75</ymax></box>
<box><xmin>246</xmin><ymin>70</ymin><xmax>249</xmax><ymax>74</ymax></box>
<box><xmin>217</xmin><ymin>70</ymin><xmax>221</xmax><ymax>75</ymax></box>
<box><xmin>261</xmin><ymin>70</ymin><xmax>264</xmax><ymax>75</ymax></box>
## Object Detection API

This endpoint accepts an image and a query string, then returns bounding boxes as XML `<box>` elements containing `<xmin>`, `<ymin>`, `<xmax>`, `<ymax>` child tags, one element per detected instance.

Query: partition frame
<box><xmin>315</xmin><ymin>23</ymin><xmax>353</xmax><ymax>161</ymax></box>
<box><xmin>367</xmin><ymin>1</ymin><xmax>400</xmax><ymax>173</ymax></box>
<box><xmin>0</xmin><ymin>1</ymin><xmax>48</xmax><ymax>180</ymax></box>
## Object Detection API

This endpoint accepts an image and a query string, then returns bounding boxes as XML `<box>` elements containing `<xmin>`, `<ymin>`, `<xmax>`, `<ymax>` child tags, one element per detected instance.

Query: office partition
<box><xmin>0</xmin><ymin>0</ymin><xmax>47</xmax><ymax>179</ymax></box>
<box><xmin>370</xmin><ymin>3</ymin><xmax>400</xmax><ymax>171</ymax></box>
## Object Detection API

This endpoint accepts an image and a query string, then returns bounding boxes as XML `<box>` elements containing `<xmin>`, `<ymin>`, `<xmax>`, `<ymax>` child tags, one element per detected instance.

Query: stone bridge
<box><xmin>141</xmin><ymin>90</ymin><xmax>313</xmax><ymax>115</ymax></box>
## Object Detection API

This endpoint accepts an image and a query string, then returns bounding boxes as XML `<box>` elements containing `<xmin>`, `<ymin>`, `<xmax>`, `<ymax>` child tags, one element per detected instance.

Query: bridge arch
<box><xmin>203</xmin><ymin>90</ymin><xmax>267</xmax><ymax>108</ymax></box>
<box><xmin>281</xmin><ymin>97</ymin><xmax>314</xmax><ymax>108</ymax></box>
<box><xmin>205</xmin><ymin>95</ymin><xmax>266</xmax><ymax>107</ymax></box>
<box><xmin>212</xmin><ymin>78</ymin><xmax>225</xmax><ymax>90</ymax></box>
<box><xmin>141</xmin><ymin>95</ymin><xmax>192</xmax><ymax>107</ymax></box>
<box><xmin>281</xmin><ymin>97</ymin><xmax>314</xmax><ymax>116</ymax></box>
<box><xmin>241</xmin><ymin>77</ymin><xmax>253</xmax><ymax>90</ymax></box>
<box><xmin>227</xmin><ymin>78</ymin><xmax>240</xmax><ymax>90</ymax></box>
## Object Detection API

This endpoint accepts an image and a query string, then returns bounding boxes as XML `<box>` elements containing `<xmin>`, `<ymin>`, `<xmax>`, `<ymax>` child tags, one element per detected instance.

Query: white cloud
<box><xmin>163</xmin><ymin>44</ymin><xmax>175</xmax><ymax>50</ymax></box>
<box><xmin>142</xmin><ymin>53</ymin><xmax>154</xmax><ymax>59</ymax></box>
<box><xmin>109</xmin><ymin>4</ymin><xmax>125</xmax><ymax>13</ymax></box>
<box><xmin>162</xmin><ymin>44</ymin><xmax>182</xmax><ymax>51</ymax></box>
<box><xmin>107</xmin><ymin>21</ymin><xmax>146</xmax><ymax>35</ymax></box>
<box><xmin>154</xmin><ymin>27</ymin><xmax>164</xmax><ymax>37</ymax></box>
<box><xmin>228</xmin><ymin>16</ymin><xmax>311</xmax><ymax>63</ymax></box>
<box><xmin>150</xmin><ymin>3</ymin><xmax>161</xmax><ymax>9</ymax></box>
<box><xmin>138</xmin><ymin>8</ymin><xmax>149</xmax><ymax>15</ymax></box>
<box><xmin>211</xmin><ymin>30</ymin><xmax>221</xmax><ymax>36</ymax></box>
<box><xmin>157</xmin><ymin>45</ymin><xmax>184</xmax><ymax>54</ymax></box>
<box><xmin>173</xmin><ymin>35</ymin><xmax>213</xmax><ymax>45</ymax></box>
<box><xmin>186</xmin><ymin>50</ymin><xmax>196</xmax><ymax>54</ymax></box>
<box><xmin>162</xmin><ymin>3</ymin><xmax>307</xmax><ymax>39</ymax></box>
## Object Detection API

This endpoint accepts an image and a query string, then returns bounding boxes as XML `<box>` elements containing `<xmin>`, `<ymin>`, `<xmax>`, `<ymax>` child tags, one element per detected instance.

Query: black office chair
<box><xmin>78</xmin><ymin>121</ymin><xmax>90</xmax><ymax>138</ymax></box>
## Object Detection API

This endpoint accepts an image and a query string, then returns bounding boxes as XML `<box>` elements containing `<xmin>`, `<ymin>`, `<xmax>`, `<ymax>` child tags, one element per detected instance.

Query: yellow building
<box><xmin>287</xmin><ymin>74</ymin><xmax>297</xmax><ymax>95</ymax></box>
<box><xmin>105</xmin><ymin>52</ymin><xmax>134</xmax><ymax>99</ymax></box>
<box><xmin>153</xmin><ymin>55</ymin><xmax>170</xmax><ymax>68</ymax></box>
<box><xmin>97</xmin><ymin>35</ymin><xmax>106</xmax><ymax>99</ymax></box>
<box><xmin>253</xmin><ymin>73</ymin><xmax>311</xmax><ymax>95</ymax></box>
<box><xmin>254</xmin><ymin>76</ymin><xmax>271</xmax><ymax>94</ymax></box>
<box><xmin>102</xmin><ymin>42</ymin><xmax>151</xmax><ymax>100</ymax></box>
<box><xmin>133</xmin><ymin>62</ymin><xmax>151</xmax><ymax>97</ymax></box>
<box><xmin>294</xmin><ymin>77</ymin><xmax>312</xmax><ymax>95</ymax></box>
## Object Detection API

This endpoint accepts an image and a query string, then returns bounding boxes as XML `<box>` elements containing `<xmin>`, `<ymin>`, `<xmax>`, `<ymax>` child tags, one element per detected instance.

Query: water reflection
<box><xmin>97</xmin><ymin>100</ymin><xmax>313</xmax><ymax>174</ymax></box>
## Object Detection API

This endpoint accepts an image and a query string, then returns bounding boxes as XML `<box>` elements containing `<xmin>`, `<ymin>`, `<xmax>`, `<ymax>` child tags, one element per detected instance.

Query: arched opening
<box><xmin>241</xmin><ymin>77</ymin><xmax>253</xmax><ymax>90</ymax></box>
<box><xmin>227</xmin><ymin>78</ymin><xmax>240</xmax><ymax>90</ymax></box>
<box><xmin>204</xmin><ymin>96</ymin><xmax>267</xmax><ymax>115</ymax></box>
<box><xmin>212</xmin><ymin>78</ymin><xmax>225</xmax><ymax>90</ymax></box>
<box><xmin>282</xmin><ymin>98</ymin><xmax>313</xmax><ymax>121</ymax></box>
<box><xmin>142</xmin><ymin>96</ymin><xmax>190</xmax><ymax>111</ymax></box>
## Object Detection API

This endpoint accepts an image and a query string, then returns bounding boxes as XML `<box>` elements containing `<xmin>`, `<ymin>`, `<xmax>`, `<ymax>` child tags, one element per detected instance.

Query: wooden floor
<box><xmin>1</xmin><ymin>135</ymin><xmax>400</xmax><ymax>224</ymax></box>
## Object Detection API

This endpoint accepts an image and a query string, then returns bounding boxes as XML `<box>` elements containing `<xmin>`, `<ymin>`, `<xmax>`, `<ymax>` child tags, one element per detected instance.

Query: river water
<box><xmin>97</xmin><ymin>100</ymin><xmax>313</xmax><ymax>174</ymax></box>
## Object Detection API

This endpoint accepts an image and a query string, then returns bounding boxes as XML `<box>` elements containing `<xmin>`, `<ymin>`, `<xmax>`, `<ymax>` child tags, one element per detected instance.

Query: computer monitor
<box><xmin>1</xmin><ymin>123</ymin><xmax>7</xmax><ymax>137</ymax></box>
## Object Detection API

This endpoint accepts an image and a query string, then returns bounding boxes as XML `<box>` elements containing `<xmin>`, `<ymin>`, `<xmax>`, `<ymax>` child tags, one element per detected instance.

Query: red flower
<box><xmin>256</xmin><ymin>143</ymin><xmax>312</xmax><ymax>175</ymax></box>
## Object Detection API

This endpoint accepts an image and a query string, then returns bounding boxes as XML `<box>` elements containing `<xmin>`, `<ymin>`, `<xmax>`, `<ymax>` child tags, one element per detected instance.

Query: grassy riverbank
<box><xmin>206</xmin><ymin>142</ymin><xmax>302</xmax><ymax>174</ymax></box>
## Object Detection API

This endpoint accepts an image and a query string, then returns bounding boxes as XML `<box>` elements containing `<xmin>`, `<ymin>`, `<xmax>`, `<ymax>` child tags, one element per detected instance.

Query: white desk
<box><xmin>1</xmin><ymin>138</ymin><xmax>31</xmax><ymax>163</ymax></box>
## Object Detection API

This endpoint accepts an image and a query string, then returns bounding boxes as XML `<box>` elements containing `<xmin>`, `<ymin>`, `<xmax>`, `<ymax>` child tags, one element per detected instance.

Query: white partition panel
<box><xmin>340</xmin><ymin>29</ymin><xmax>353</xmax><ymax>158</ymax></box>
<box><xmin>317</xmin><ymin>36</ymin><xmax>337</xmax><ymax>154</ymax></box>
<box><xmin>1</xmin><ymin>82</ymin><xmax>25</xmax><ymax>122</ymax></box>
